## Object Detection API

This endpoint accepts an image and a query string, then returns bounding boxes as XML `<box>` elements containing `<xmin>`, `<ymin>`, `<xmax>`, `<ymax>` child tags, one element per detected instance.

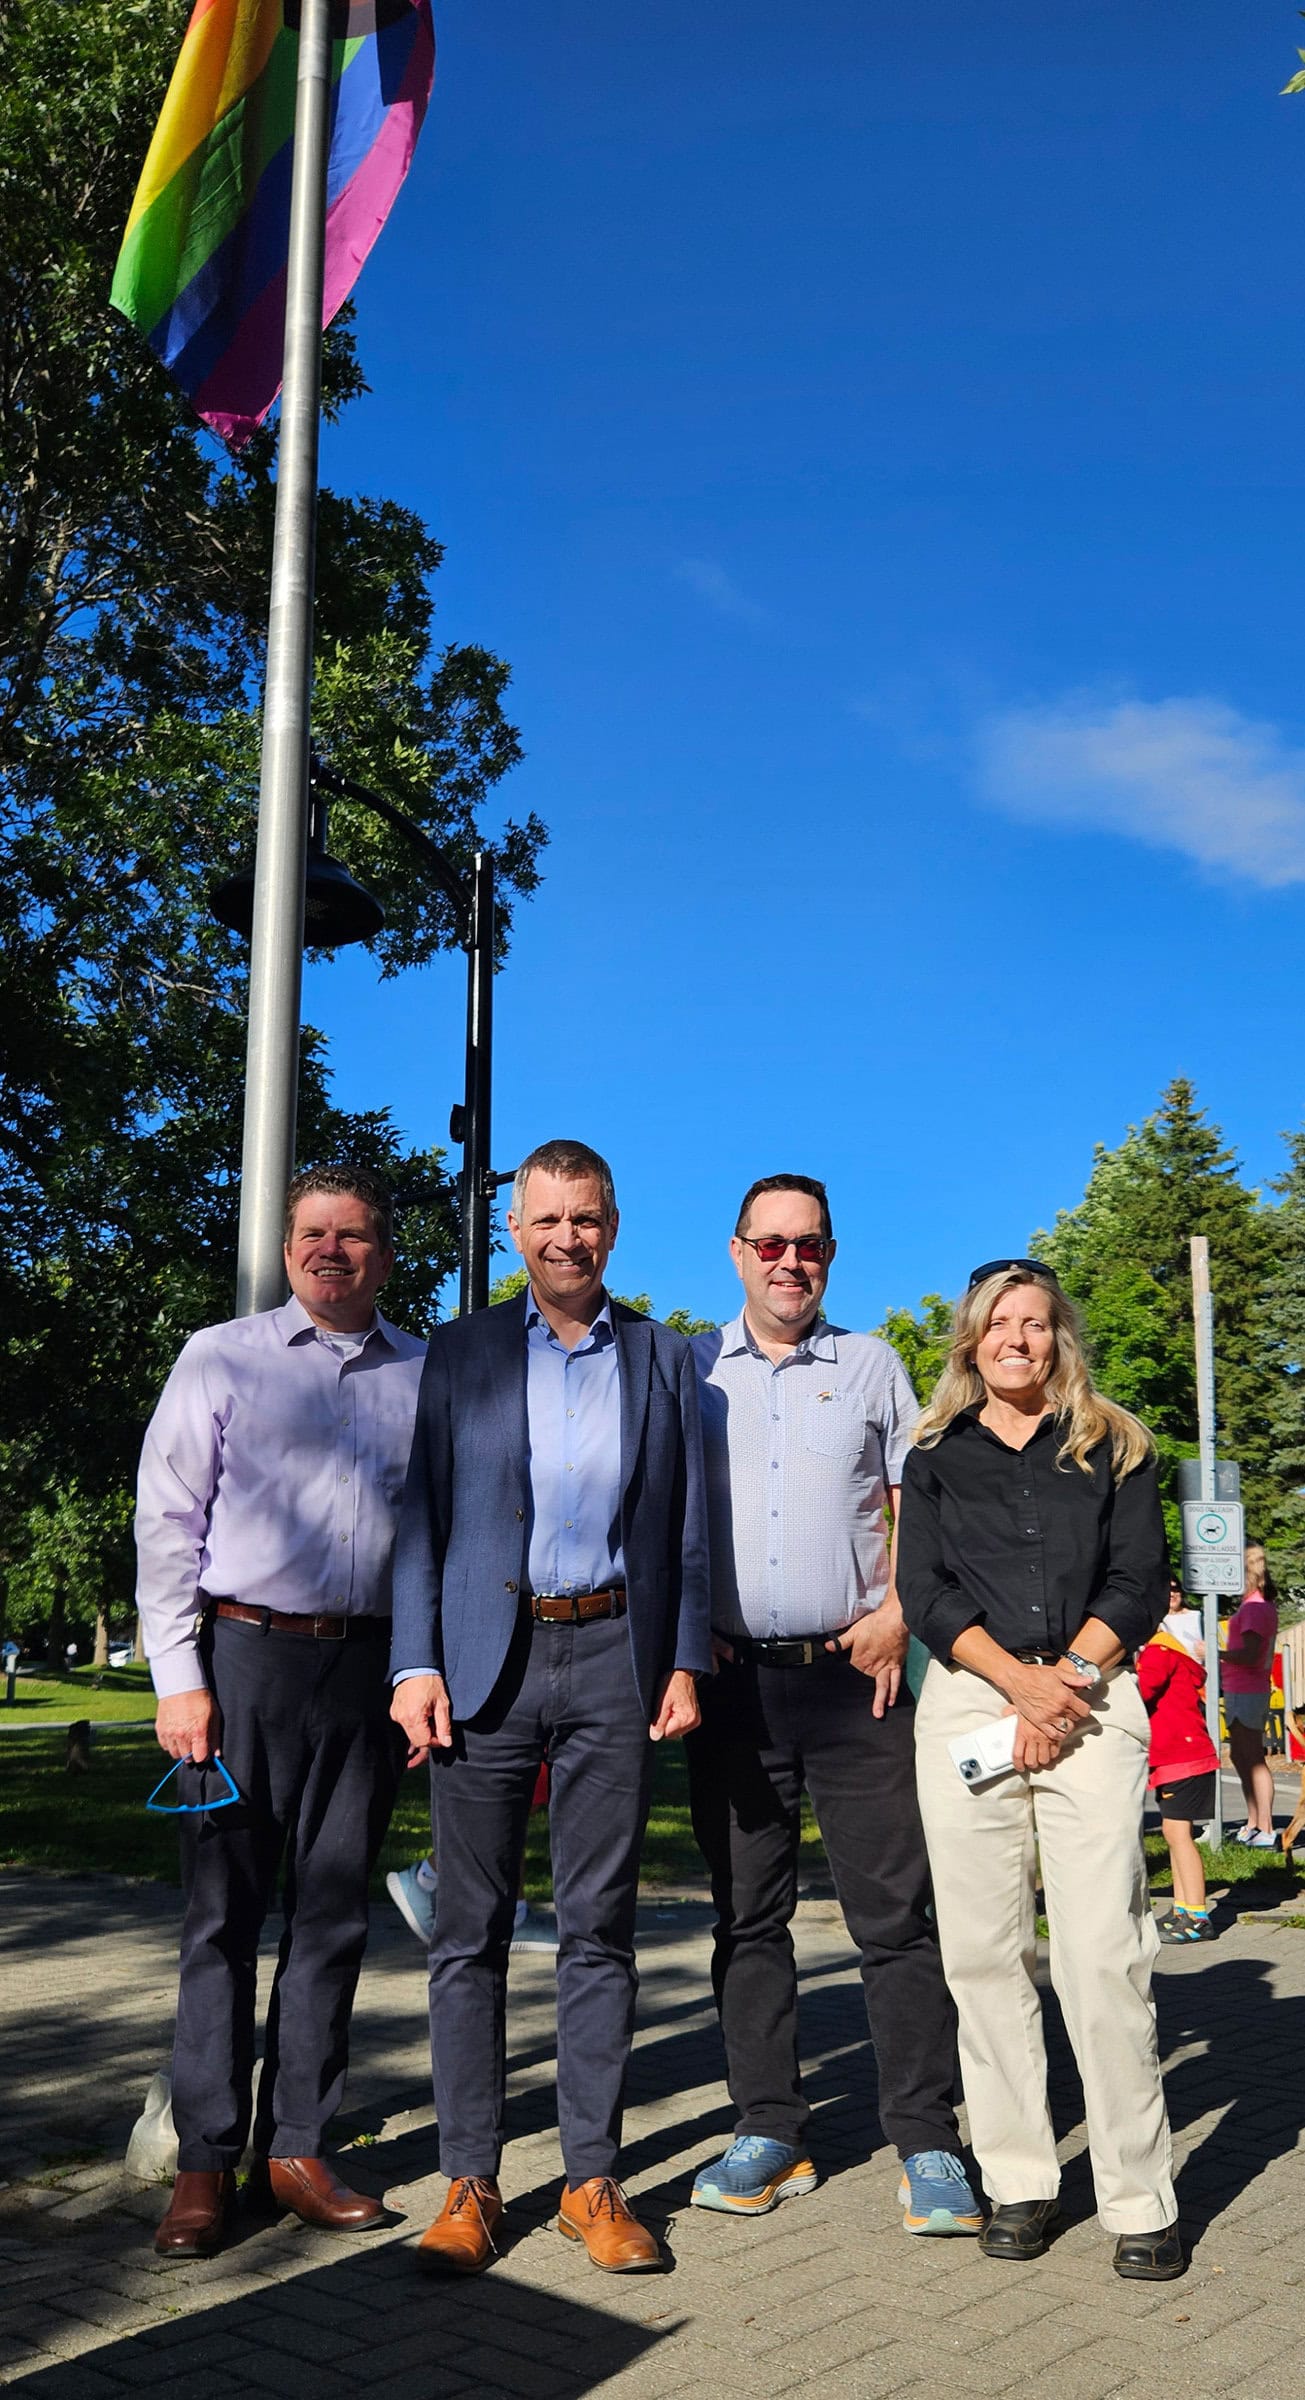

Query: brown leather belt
<box><xmin>209</xmin><ymin>1599</ymin><xmax>390</xmax><ymax>1642</ymax></box>
<box><xmin>529</xmin><ymin>1588</ymin><xmax>627</xmax><ymax>1624</ymax></box>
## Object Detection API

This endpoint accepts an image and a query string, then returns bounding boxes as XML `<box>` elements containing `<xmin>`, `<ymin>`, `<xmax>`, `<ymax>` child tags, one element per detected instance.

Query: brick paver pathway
<box><xmin>1</xmin><ymin>1871</ymin><xmax>1302</xmax><ymax>2400</ymax></box>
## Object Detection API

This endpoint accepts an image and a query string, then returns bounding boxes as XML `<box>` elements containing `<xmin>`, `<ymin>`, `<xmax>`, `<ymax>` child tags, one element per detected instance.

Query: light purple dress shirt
<box><xmin>134</xmin><ymin>1295</ymin><xmax>426</xmax><ymax>1697</ymax></box>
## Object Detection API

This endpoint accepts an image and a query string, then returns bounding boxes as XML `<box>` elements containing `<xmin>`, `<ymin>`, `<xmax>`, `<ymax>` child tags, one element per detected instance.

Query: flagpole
<box><xmin>234</xmin><ymin>0</ymin><xmax>334</xmax><ymax>1316</ymax></box>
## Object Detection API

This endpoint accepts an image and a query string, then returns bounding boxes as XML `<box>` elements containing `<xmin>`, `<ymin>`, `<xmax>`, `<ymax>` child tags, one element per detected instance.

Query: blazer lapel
<box><xmin>613</xmin><ymin>1304</ymin><xmax>652</xmax><ymax>1501</ymax></box>
<box><xmin>484</xmin><ymin>1291</ymin><xmax>528</xmax><ymax>1461</ymax></box>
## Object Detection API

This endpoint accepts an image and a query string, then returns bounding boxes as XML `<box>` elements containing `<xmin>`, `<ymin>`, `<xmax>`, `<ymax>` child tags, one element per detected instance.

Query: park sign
<box><xmin>1180</xmin><ymin>1500</ymin><xmax>1245</xmax><ymax>1596</ymax></box>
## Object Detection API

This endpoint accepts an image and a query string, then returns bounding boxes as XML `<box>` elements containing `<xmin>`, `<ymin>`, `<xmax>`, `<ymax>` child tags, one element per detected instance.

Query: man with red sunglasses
<box><xmin>686</xmin><ymin>1174</ymin><xmax>977</xmax><ymax>2236</ymax></box>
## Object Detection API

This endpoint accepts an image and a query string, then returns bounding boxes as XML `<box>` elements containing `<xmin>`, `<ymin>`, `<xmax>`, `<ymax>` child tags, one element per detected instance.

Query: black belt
<box><xmin>529</xmin><ymin>1587</ymin><xmax>627</xmax><ymax>1624</ymax></box>
<box><xmin>728</xmin><ymin>1633</ymin><xmax>835</xmax><ymax>1669</ymax></box>
<box><xmin>206</xmin><ymin>1598</ymin><xmax>389</xmax><ymax>1642</ymax></box>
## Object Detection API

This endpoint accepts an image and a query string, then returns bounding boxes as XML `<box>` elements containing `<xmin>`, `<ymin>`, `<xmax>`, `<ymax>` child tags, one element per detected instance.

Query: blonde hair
<box><xmin>913</xmin><ymin>1269</ymin><xmax>1155</xmax><ymax>1478</ymax></box>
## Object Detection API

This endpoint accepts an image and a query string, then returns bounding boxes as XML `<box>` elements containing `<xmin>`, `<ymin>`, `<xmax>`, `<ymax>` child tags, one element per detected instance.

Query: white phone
<box><xmin>947</xmin><ymin>1715</ymin><xmax>1018</xmax><ymax>1789</ymax></box>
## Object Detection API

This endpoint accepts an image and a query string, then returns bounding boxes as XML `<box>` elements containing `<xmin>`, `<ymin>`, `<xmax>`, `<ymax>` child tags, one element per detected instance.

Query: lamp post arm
<box><xmin>308</xmin><ymin>758</ymin><xmax>474</xmax><ymax>939</ymax></box>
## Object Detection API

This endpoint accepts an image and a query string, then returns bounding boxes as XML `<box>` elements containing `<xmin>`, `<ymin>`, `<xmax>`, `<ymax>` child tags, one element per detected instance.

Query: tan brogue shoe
<box><xmin>415</xmin><ymin>2176</ymin><xmax>503</xmax><ymax>2275</ymax></box>
<box><xmin>557</xmin><ymin>2177</ymin><xmax>663</xmax><ymax>2271</ymax></box>
<box><xmin>154</xmin><ymin>2168</ymin><xmax>235</xmax><ymax>2258</ymax></box>
<box><xmin>262</xmin><ymin>2155</ymin><xmax>386</xmax><ymax>2230</ymax></box>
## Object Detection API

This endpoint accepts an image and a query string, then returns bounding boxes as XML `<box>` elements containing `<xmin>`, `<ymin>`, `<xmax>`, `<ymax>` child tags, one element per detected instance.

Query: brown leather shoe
<box><xmin>416</xmin><ymin>2176</ymin><xmax>503</xmax><ymax>2275</ymax></box>
<box><xmin>557</xmin><ymin>2178</ymin><xmax>663</xmax><ymax>2271</ymax></box>
<box><xmin>251</xmin><ymin>2155</ymin><xmax>385</xmax><ymax>2231</ymax></box>
<box><xmin>154</xmin><ymin>2169</ymin><xmax>235</xmax><ymax>2258</ymax></box>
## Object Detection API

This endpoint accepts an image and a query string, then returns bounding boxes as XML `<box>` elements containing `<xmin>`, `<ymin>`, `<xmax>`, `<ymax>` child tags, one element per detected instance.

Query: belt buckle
<box><xmin>314</xmin><ymin>1614</ymin><xmax>346</xmax><ymax>1640</ymax></box>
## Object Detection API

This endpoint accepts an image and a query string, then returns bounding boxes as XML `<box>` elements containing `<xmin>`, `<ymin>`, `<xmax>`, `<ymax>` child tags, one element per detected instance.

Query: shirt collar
<box><xmin>957</xmin><ymin>1402</ymin><xmax>1056</xmax><ymax>1450</ymax></box>
<box><xmin>275</xmin><ymin>1293</ymin><xmax>396</xmax><ymax>1352</ymax></box>
<box><xmin>719</xmin><ymin>1308</ymin><xmax>840</xmax><ymax>1364</ymax></box>
<box><xmin>525</xmin><ymin>1293</ymin><xmax>616</xmax><ymax>1351</ymax></box>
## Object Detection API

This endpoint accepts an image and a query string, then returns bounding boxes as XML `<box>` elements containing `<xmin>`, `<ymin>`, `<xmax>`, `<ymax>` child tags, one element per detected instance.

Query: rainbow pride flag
<box><xmin>112</xmin><ymin>0</ymin><xmax>435</xmax><ymax>448</ymax></box>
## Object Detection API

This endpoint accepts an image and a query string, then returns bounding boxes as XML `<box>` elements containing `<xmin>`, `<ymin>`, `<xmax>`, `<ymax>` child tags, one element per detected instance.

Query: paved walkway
<box><xmin>1</xmin><ymin>1870</ymin><xmax>1303</xmax><ymax>2400</ymax></box>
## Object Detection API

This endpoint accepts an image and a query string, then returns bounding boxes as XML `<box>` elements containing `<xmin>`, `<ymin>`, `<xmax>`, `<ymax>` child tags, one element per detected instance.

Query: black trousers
<box><xmin>171</xmin><ymin>1614</ymin><xmax>405</xmax><ymax>2171</ymax></box>
<box><xmin>427</xmin><ymin>1608</ymin><xmax>654</xmax><ymax>2185</ymax></box>
<box><xmin>685</xmin><ymin>1651</ymin><xmax>960</xmax><ymax>2161</ymax></box>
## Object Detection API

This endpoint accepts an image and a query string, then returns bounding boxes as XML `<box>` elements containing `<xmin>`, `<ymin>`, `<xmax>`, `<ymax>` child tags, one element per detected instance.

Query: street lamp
<box><xmin>211</xmin><ymin>764</ymin><xmax>511</xmax><ymax>1315</ymax></box>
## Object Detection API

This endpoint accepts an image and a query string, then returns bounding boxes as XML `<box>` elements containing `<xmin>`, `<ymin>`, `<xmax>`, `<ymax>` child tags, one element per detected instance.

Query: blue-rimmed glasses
<box><xmin>146</xmin><ymin>1754</ymin><xmax>241</xmax><ymax>1814</ymax></box>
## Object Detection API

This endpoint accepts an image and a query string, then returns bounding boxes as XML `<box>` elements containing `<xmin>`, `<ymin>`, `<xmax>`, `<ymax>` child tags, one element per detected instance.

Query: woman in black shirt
<box><xmin>898</xmin><ymin>1261</ymin><xmax>1180</xmax><ymax>2281</ymax></box>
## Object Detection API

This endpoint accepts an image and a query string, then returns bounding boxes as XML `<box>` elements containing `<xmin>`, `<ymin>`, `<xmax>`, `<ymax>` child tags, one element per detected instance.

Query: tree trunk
<box><xmin>93</xmin><ymin>1606</ymin><xmax>109</xmax><ymax>1668</ymax></box>
<box><xmin>46</xmin><ymin>1584</ymin><xmax>66</xmax><ymax>1674</ymax></box>
<box><xmin>133</xmin><ymin>1613</ymin><xmax>146</xmax><ymax>1664</ymax></box>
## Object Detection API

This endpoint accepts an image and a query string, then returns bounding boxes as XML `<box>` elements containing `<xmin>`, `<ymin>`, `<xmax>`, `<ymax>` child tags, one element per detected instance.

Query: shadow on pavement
<box><xmin>2</xmin><ymin>2220</ymin><xmax>678</xmax><ymax>2400</ymax></box>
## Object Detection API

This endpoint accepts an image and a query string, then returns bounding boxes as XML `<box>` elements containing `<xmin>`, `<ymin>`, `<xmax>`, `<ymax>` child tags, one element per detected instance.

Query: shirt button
<box><xmin>333</xmin><ymin>1596</ymin><xmax>344</xmax><ymax>1606</ymax></box>
<box><xmin>567</xmin><ymin>1463</ymin><xmax>575</xmax><ymax>1472</ymax></box>
<box><xmin>505</xmin><ymin>1580</ymin><xmax>518</xmax><ymax>1593</ymax></box>
<box><xmin>567</xmin><ymin>1408</ymin><xmax>575</xmax><ymax>1418</ymax></box>
<box><xmin>341</xmin><ymin>1474</ymin><xmax>350</xmax><ymax>1485</ymax></box>
<box><xmin>339</xmin><ymin>1533</ymin><xmax>348</xmax><ymax>1544</ymax></box>
<box><xmin>341</xmin><ymin>1417</ymin><xmax>350</xmax><ymax>1428</ymax></box>
<box><xmin>565</xmin><ymin>1520</ymin><xmax>573</xmax><ymax>1529</ymax></box>
<box><xmin>769</xmin><ymin>1556</ymin><xmax>778</xmax><ymax>1565</ymax></box>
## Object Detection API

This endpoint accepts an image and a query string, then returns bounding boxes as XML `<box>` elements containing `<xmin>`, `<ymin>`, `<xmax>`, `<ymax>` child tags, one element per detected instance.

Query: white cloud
<box><xmin>975</xmin><ymin>694</ymin><xmax>1305</xmax><ymax>889</ymax></box>
<box><xmin>675</xmin><ymin>556</ymin><xmax>770</xmax><ymax>626</ymax></box>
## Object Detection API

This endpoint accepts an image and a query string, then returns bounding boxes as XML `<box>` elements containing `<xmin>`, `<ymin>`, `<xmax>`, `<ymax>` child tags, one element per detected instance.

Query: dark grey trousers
<box><xmin>171</xmin><ymin>1614</ymin><xmax>405</xmax><ymax>2170</ymax></box>
<box><xmin>427</xmin><ymin>1609</ymin><xmax>654</xmax><ymax>2184</ymax></box>
<box><xmin>685</xmin><ymin>1650</ymin><xmax>961</xmax><ymax>2161</ymax></box>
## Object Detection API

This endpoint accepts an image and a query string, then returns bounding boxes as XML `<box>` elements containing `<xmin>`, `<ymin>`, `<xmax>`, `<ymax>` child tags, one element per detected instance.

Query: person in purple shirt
<box><xmin>135</xmin><ymin>1164</ymin><xmax>425</xmax><ymax>2260</ymax></box>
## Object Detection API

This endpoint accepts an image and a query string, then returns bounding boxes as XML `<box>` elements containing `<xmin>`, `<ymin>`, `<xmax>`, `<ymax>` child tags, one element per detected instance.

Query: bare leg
<box><xmin>1161</xmin><ymin>1818</ymin><xmax>1206</xmax><ymax>1911</ymax></box>
<box><xmin>1229</xmin><ymin>1725</ymin><xmax>1274</xmax><ymax>1834</ymax></box>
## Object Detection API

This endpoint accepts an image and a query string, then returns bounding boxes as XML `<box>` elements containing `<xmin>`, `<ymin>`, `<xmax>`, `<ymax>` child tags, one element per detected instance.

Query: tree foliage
<box><xmin>880</xmin><ymin>1080</ymin><xmax>1301</xmax><ymax>1588</ymax></box>
<box><xmin>1</xmin><ymin>0</ymin><xmax>546</xmax><ymax>1638</ymax></box>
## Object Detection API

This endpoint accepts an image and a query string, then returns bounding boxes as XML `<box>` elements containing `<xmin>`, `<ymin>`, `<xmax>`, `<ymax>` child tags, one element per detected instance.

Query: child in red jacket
<box><xmin>1137</xmin><ymin>1576</ymin><xmax>1220</xmax><ymax>1943</ymax></box>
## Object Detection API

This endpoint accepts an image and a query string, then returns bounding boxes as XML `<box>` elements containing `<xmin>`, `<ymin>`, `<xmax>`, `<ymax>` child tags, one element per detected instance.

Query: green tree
<box><xmin>872</xmin><ymin>1294</ymin><xmax>953</xmax><ymax>1402</ymax></box>
<box><xmin>1258</xmin><ymin>1126</ymin><xmax>1305</xmax><ymax>1589</ymax></box>
<box><xmin>1034</xmin><ymin>1078</ymin><xmax>1278</xmax><ymax>1551</ymax></box>
<box><xmin>0</xmin><ymin>0</ymin><xmax>546</xmax><ymax>1629</ymax></box>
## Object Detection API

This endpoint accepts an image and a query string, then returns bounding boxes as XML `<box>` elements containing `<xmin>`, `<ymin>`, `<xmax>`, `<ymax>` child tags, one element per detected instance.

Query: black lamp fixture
<box><xmin>211</xmin><ymin>793</ymin><xmax>385</xmax><ymax>949</ymax></box>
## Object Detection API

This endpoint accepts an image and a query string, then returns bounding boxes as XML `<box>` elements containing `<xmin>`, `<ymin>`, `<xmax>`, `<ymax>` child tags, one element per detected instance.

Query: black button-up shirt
<box><xmin>897</xmin><ymin>1409</ymin><xmax>1168</xmax><ymax>1666</ymax></box>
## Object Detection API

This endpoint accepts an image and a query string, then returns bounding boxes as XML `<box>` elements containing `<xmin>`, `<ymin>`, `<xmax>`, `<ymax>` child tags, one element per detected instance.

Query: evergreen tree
<box><xmin>1259</xmin><ymin>1127</ymin><xmax>1305</xmax><ymax>1588</ymax></box>
<box><xmin>1035</xmin><ymin>1078</ymin><xmax>1278</xmax><ymax>1549</ymax></box>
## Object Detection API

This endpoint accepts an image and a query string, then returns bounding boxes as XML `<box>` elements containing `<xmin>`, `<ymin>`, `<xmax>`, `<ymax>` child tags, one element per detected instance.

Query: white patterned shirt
<box><xmin>691</xmin><ymin>1313</ymin><xmax>918</xmax><ymax>1639</ymax></box>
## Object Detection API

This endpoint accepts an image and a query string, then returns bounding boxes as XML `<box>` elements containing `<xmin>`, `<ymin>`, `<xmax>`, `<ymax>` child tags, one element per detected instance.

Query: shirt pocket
<box><xmin>803</xmin><ymin>1391</ymin><xmax>866</xmax><ymax>1458</ymax></box>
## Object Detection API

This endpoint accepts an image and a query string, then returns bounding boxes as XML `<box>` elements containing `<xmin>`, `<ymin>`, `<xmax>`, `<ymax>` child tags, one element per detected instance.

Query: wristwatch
<box><xmin>1062</xmin><ymin>1648</ymin><xmax>1103</xmax><ymax>1691</ymax></box>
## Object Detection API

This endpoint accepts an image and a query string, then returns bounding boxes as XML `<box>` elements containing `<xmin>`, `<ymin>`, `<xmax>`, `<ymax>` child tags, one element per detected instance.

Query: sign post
<box><xmin>1183</xmin><ymin>1236</ymin><xmax>1243</xmax><ymax>1847</ymax></box>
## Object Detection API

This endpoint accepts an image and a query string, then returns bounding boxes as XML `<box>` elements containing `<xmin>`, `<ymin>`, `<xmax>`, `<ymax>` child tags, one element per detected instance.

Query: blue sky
<box><xmin>304</xmin><ymin>0</ymin><xmax>1305</xmax><ymax>1330</ymax></box>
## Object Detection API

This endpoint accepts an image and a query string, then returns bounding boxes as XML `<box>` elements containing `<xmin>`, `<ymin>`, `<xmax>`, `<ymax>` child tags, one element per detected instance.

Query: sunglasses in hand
<box><xmin>146</xmin><ymin>1754</ymin><xmax>241</xmax><ymax>1815</ymax></box>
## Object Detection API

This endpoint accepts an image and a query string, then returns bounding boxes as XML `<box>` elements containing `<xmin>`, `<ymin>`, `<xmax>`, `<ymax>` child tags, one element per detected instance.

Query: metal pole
<box><xmin>1191</xmin><ymin>1235</ymin><xmax>1224</xmax><ymax>1846</ymax></box>
<box><xmin>460</xmin><ymin>852</ymin><xmax>495</xmax><ymax>1315</ymax></box>
<box><xmin>234</xmin><ymin>0</ymin><xmax>333</xmax><ymax>1316</ymax></box>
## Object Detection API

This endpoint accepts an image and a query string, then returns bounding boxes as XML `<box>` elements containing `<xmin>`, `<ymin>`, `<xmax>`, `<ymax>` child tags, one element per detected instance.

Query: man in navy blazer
<box><xmin>390</xmin><ymin>1138</ymin><xmax>710</xmax><ymax>2275</ymax></box>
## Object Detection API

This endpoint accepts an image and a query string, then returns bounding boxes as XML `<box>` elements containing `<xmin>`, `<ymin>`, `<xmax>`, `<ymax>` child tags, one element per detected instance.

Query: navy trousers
<box><xmin>685</xmin><ymin>1651</ymin><xmax>961</xmax><ymax>2161</ymax></box>
<box><xmin>428</xmin><ymin>1608</ymin><xmax>654</xmax><ymax>2185</ymax></box>
<box><xmin>171</xmin><ymin>1614</ymin><xmax>405</xmax><ymax>2170</ymax></box>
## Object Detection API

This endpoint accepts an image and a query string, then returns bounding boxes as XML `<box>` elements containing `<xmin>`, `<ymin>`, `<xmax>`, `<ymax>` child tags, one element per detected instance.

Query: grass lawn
<box><xmin>0</xmin><ymin>1725</ymin><xmax>744</xmax><ymax>1896</ymax></box>
<box><xmin>0</xmin><ymin>1663</ymin><xmax>156</xmax><ymax>1722</ymax></box>
<box><xmin>3</xmin><ymin>1719</ymin><xmax>1299</xmax><ymax>1914</ymax></box>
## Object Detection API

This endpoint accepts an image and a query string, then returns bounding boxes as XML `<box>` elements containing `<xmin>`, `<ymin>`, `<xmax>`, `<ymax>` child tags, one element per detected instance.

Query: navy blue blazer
<box><xmin>389</xmin><ymin>1293</ymin><xmax>713</xmax><ymax>1721</ymax></box>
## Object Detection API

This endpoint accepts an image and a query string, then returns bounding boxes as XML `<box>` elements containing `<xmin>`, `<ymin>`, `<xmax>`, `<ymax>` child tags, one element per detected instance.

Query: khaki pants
<box><xmin>914</xmin><ymin>1659</ymin><xmax>1175</xmax><ymax>2235</ymax></box>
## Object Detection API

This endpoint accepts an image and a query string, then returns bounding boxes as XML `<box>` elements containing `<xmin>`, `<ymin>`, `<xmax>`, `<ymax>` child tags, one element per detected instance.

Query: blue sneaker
<box><xmin>898</xmin><ymin>2150</ymin><xmax>984</xmax><ymax>2236</ymax></box>
<box><xmin>690</xmin><ymin>2135</ymin><xmax>817</xmax><ymax>2215</ymax></box>
<box><xmin>509</xmin><ymin>1905</ymin><xmax>559</xmax><ymax>1953</ymax></box>
<box><xmin>386</xmin><ymin>1862</ymin><xmax>435</xmax><ymax>1944</ymax></box>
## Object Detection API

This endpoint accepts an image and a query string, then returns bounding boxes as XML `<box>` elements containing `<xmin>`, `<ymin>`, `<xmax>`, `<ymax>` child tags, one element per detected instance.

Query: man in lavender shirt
<box><xmin>135</xmin><ymin>1164</ymin><xmax>425</xmax><ymax>2259</ymax></box>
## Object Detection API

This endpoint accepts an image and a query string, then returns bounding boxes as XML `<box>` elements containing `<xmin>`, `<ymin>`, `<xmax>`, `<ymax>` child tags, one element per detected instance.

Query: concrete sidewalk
<box><xmin>1</xmin><ymin>1870</ymin><xmax>1303</xmax><ymax>2400</ymax></box>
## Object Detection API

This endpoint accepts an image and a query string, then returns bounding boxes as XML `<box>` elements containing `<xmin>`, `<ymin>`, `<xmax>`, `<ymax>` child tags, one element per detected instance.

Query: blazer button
<box><xmin>515</xmin><ymin>1508</ymin><xmax>524</xmax><ymax>1521</ymax></box>
<box><xmin>505</xmin><ymin>1579</ymin><xmax>518</xmax><ymax>1593</ymax></box>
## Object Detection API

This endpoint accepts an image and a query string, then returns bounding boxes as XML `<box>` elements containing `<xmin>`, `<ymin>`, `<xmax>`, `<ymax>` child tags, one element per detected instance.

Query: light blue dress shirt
<box><xmin>525</xmin><ymin>1299</ymin><xmax>625</xmax><ymax>1596</ymax></box>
